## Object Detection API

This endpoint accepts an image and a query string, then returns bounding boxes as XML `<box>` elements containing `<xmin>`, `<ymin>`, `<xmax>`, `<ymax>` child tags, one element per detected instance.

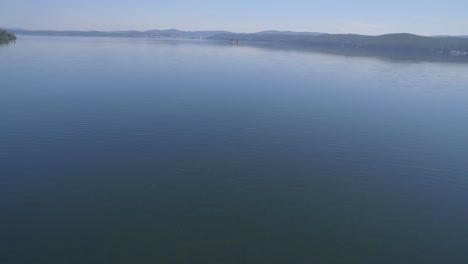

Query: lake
<box><xmin>1</xmin><ymin>36</ymin><xmax>468</xmax><ymax>264</ymax></box>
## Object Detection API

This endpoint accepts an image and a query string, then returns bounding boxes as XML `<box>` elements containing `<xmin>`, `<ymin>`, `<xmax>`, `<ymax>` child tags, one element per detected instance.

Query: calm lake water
<box><xmin>1</xmin><ymin>36</ymin><xmax>468</xmax><ymax>264</ymax></box>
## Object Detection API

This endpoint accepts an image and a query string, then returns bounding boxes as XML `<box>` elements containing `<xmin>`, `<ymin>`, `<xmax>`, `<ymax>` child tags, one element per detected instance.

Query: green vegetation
<box><xmin>0</xmin><ymin>29</ymin><xmax>17</xmax><ymax>43</ymax></box>
<box><xmin>208</xmin><ymin>33</ymin><xmax>468</xmax><ymax>55</ymax></box>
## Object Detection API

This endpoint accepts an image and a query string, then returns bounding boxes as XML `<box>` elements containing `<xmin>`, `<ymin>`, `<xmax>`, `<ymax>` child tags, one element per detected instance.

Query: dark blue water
<box><xmin>1</xmin><ymin>36</ymin><xmax>468</xmax><ymax>264</ymax></box>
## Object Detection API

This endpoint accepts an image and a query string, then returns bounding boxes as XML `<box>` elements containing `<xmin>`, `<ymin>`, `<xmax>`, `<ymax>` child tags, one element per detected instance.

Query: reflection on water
<box><xmin>0</xmin><ymin>40</ymin><xmax>15</xmax><ymax>46</ymax></box>
<box><xmin>227</xmin><ymin>40</ymin><xmax>468</xmax><ymax>64</ymax></box>
<box><xmin>1</xmin><ymin>36</ymin><xmax>468</xmax><ymax>264</ymax></box>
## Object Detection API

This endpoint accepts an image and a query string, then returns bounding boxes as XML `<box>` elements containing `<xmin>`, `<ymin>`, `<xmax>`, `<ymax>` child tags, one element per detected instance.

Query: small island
<box><xmin>0</xmin><ymin>29</ymin><xmax>17</xmax><ymax>44</ymax></box>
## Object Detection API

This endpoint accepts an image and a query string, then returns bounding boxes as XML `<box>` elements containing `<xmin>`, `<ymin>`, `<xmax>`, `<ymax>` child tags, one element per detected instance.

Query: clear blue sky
<box><xmin>1</xmin><ymin>0</ymin><xmax>468</xmax><ymax>35</ymax></box>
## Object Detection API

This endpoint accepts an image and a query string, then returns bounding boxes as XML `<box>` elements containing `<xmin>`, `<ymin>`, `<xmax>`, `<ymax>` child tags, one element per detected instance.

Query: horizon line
<box><xmin>3</xmin><ymin>27</ymin><xmax>468</xmax><ymax>37</ymax></box>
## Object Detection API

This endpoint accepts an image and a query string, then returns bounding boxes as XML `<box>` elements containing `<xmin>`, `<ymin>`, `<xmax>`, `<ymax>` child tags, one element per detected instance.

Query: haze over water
<box><xmin>1</xmin><ymin>36</ymin><xmax>468</xmax><ymax>263</ymax></box>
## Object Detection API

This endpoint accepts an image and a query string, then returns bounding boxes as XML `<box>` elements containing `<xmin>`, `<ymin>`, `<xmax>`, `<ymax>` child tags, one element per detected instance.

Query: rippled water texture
<box><xmin>1</xmin><ymin>36</ymin><xmax>468</xmax><ymax>263</ymax></box>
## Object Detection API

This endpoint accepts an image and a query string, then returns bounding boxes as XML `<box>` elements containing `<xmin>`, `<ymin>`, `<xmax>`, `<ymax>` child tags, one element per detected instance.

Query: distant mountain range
<box><xmin>143</xmin><ymin>29</ymin><xmax>231</xmax><ymax>38</ymax></box>
<box><xmin>7</xmin><ymin>28</ymin><xmax>468</xmax><ymax>40</ymax></box>
<box><xmin>255</xmin><ymin>30</ymin><xmax>325</xmax><ymax>36</ymax></box>
<box><xmin>5</xmin><ymin>28</ymin><xmax>468</xmax><ymax>56</ymax></box>
<box><xmin>7</xmin><ymin>28</ymin><xmax>328</xmax><ymax>39</ymax></box>
<box><xmin>433</xmin><ymin>35</ymin><xmax>468</xmax><ymax>39</ymax></box>
<box><xmin>6</xmin><ymin>28</ymin><xmax>228</xmax><ymax>38</ymax></box>
<box><xmin>208</xmin><ymin>32</ymin><xmax>468</xmax><ymax>55</ymax></box>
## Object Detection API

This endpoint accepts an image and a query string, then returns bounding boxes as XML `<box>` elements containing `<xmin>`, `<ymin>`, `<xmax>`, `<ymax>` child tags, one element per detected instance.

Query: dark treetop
<box><xmin>0</xmin><ymin>29</ymin><xmax>17</xmax><ymax>43</ymax></box>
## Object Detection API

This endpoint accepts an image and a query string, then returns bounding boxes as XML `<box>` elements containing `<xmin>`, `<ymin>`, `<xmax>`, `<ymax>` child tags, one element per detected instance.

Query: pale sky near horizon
<box><xmin>1</xmin><ymin>0</ymin><xmax>468</xmax><ymax>35</ymax></box>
